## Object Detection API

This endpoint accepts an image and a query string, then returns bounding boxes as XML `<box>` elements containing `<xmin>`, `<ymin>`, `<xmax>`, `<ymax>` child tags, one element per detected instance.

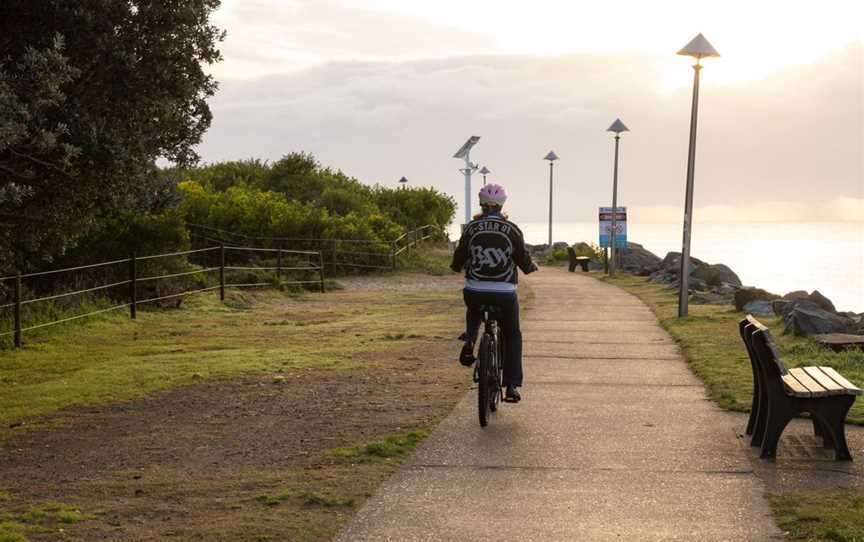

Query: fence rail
<box><xmin>187</xmin><ymin>223</ymin><xmax>443</xmax><ymax>273</ymax></box>
<box><xmin>0</xmin><ymin>223</ymin><xmax>444</xmax><ymax>349</ymax></box>
<box><xmin>0</xmin><ymin>244</ymin><xmax>324</xmax><ymax>348</ymax></box>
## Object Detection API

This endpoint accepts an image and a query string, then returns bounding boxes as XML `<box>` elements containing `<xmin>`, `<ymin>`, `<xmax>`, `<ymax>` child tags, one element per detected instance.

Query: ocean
<box><xmin>450</xmin><ymin>221</ymin><xmax>864</xmax><ymax>313</ymax></box>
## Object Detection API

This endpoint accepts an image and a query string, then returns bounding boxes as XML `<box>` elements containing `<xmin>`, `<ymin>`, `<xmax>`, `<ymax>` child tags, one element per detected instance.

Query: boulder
<box><xmin>660</xmin><ymin>252</ymin><xmax>706</xmax><ymax>276</ymax></box>
<box><xmin>783</xmin><ymin>306</ymin><xmax>856</xmax><ymax>336</ymax></box>
<box><xmin>552</xmin><ymin>241</ymin><xmax>570</xmax><ymax>252</ymax></box>
<box><xmin>734</xmin><ymin>286</ymin><xmax>780</xmax><ymax>311</ymax></box>
<box><xmin>772</xmin><ymin>299</ymin><xmax>822</xmax><ymax>318</ymax></box>
<box><xmin>617</xmin><ymin>242</ymin><xmax>662</xmax><ymax>276</ymax></box>
<box><xmin>692</xmin><ymin>263</ymin><xmax>742</xmax><ymax>287</ymax></box>
<box><xmin>783</xmin><ymin>290</ymin><xmax>809</xmax><ymax>301</ymax></box>
<box><xmin>808</xmin><ymin>290</ymin><xmax>836</xmax><ymax>313</ymax></box>
<box><xmin>743</xmin><ymin>300</ymin><xmax>775</xmax><ymax>317</ymax></box>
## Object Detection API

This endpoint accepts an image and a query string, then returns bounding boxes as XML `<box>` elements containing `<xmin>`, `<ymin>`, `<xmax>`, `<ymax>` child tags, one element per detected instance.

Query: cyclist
<box><xmin>450</xmin><ymin>183</ymin><xmax>537</xmax><ymax>403</ymax></box>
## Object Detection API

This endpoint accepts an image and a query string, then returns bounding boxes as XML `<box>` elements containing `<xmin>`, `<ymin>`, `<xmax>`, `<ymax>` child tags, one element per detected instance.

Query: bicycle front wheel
<box><xmin>478</xmin><ymin>333</ymin><xmax>493</xmax><ymax>427</ymax></box>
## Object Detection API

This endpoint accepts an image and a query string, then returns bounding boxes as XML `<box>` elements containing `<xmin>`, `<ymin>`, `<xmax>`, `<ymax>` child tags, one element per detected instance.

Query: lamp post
<box><xmin>677</xmin><ymin>33</ymin><xmax>719</xmax><ymax>317</ymax></box>
<box><xmin>479</xmin><ymin>166</ymin><xmax>490</xmax><ymax>186</ymax></box>
<box><xmin>453</xmin><ymin>136</ymin><xmax>481</xmax><ymax>225</ymax></box>
<box><xmin>606</xmin><ymin>119</ymin><xmax>629</xmax><ymax>276</ymax></box>
<box><xmin>543</xmin><ymin>151</ymin><xmax>559</xmax><ymax>250</ymax></box>
<box><xmin>398</xmin><ymin>176</ymin><xmax>408</xmax><ymax>190</ymax></box>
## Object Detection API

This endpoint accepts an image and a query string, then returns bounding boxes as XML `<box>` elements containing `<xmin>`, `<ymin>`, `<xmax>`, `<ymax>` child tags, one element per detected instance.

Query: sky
<box><xmin>197</xmin><ymin>0</ymin><xmax>864</xmax><ymax>224</ymax></box>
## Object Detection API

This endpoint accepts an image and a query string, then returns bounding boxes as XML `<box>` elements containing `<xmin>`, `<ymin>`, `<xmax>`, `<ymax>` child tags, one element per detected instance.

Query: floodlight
<box><xmin>453</xmin><ymin>136</ymin><xmax>480</xmax><ymax>159</ymax></box>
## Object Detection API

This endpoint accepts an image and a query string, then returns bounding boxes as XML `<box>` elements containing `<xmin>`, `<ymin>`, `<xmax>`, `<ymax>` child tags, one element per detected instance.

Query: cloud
<box><xmin>211</xmin><ymin>0</ymin><xmax>495</xmax><ymax>78</ymax></box>
<box><xmin>198</xmin><ymin>43</ymin><xmax>863</xmax><ymax>223</ymax></box>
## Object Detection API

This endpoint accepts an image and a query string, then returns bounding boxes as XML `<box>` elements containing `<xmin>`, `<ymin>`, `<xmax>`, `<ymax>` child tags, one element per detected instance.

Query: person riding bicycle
<box><xmin>450</xmin><ymin>183</ymin><xmax>537</xmax><ymax>403</ymax></box>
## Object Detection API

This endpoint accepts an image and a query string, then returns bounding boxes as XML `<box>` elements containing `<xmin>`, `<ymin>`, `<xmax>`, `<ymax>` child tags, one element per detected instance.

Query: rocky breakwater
<box><xmin>736</xmin><ymin>288</ymin><xmax>864</xmax><ymax>337</ymax></box>
<box><xmin>647</xmin><ymin>251</ymin><xmax>742</xmax><ymax>304</ymax></box>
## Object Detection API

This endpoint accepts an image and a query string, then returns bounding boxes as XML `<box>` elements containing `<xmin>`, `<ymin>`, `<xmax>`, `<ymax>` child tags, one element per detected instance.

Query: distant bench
<box><xmin>566</xmin><ymin>247</ymin><xmax>590</xmax><ymax>273</ymax></box>
<box><xmin>739</xmin><ymin>315</ymin><xmax>862</xmax><ymax>460</ymax></box>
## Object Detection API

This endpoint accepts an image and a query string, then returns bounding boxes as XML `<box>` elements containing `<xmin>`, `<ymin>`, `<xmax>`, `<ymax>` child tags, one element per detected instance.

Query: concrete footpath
<box><xmin>337</xmin><ymin>268</ymin><xmax>782</xmax><ymax>541</ymax></box>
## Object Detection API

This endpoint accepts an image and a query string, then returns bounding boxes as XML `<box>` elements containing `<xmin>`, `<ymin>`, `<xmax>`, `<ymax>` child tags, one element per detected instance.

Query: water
<box><xmin>451</xmin><ymin>221</ymin><xmax>864</xmax><ymax>313</ymax></box>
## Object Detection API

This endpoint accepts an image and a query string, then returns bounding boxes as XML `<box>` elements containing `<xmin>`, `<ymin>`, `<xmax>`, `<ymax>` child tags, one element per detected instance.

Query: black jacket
<box><xmin>450</xmin><ymin>214</ymin><xmax>536</xmax><ymax>285</ymax></box>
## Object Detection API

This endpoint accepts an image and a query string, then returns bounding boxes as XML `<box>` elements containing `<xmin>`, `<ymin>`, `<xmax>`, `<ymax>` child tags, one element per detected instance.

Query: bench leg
<box><xmin>745</xmin><ymin>383</ymin><xmax>760</xmax><ymax>436</ymax></box>
<box><xmin>760</xmin><ymin>407</ymin><xmax>794</xmax><ymax>459</ymax></box>
<box><xmin>814</xmin><ymin>398</ymin><xmax>855</xmax><ymax>461</ymax></box>
<box><xmin>751</xmin><ymin>400</ymin><xmax>770</xmax><ymax>447</ymax></box>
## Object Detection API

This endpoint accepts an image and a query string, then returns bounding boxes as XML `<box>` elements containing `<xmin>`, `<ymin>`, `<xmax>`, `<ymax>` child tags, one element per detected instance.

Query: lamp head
<box><xmin>479</xmin><ymin>166</ymin><xmax>490</xmax><ymax>175</ymax></box>
<box><xmin>607</xmin><ymin>118</ymin><xmax>630</xmax><ymax>134</ymax></box>
<box><xmin>677</xmin><ymin>33</ymin><xmax>720</xmax><ymax>60</ymax></box>
<box><xmin>544</xmin><ymin>151</ymin><xmax>559</xmax><ymax>162</ymax></box>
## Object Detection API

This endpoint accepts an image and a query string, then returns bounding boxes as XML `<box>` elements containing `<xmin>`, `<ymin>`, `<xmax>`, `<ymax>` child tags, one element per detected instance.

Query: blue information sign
<box><xmin>599</xmin><ymin>206</ymin><xmax>627</xmax><ymax>248</ymax></box>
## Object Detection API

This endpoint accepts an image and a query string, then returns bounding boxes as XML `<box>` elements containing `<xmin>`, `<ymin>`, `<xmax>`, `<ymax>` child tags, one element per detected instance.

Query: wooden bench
<box><xmin>739</xmin><ymin>315</ymin><xmax>862</xmax><ymax>460</ymax></box>
<box><xmin>566</xmin><ymin>247</ymin><xmax>590</xmax><ymax>273</ymax></box>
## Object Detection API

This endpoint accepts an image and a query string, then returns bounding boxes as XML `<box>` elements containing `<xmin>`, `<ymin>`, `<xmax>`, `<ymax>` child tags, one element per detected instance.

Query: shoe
<box><xmin>459</xmin><ymin>341</ymin><xmax>475</xmax><ymax>367</ymax></box>
<box><xmin>504</xmin><ymin>386</ymin><xmax>521</xmax><ymax>403</ymax></box>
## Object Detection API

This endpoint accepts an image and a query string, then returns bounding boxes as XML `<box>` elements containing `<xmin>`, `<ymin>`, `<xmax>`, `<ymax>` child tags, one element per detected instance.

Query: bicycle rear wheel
<box><xmin>478</xmin><ymin>333</ymin><xmax>493</xmax><ymax>427</ymax></box>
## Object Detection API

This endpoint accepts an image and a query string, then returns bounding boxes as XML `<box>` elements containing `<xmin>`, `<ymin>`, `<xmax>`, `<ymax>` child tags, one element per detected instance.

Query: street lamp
<box><xmin>543</xmin><ymin>151</ymin><xmax>559</xmax><ymax>250</ymax></box>
<box><xmin>453</xmin><ymin>136</ymin><xmax>481</xmax><ymax>225</ymax></box>
<box><xmin>398</xmin><ymin>176</ymin><xmax>408</xmax><ymax>189</ymax></box>
<box><xmin>677</xmin><ymin>33</ymin><xmax>719</xmax><ymax>317</ymax></box>
<box><xmin>606</xmin><ymin>118</ymin><xmax>629</xmax><ymax>276</ymax></box>
<box><xmin>479</xmin><ymin>166</ymin><xmax>490</xmax><ymax>186</ymax></box>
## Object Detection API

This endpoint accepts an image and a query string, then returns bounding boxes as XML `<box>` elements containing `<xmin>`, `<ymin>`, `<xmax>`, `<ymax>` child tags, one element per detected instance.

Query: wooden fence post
<box><xmin>318</xmin><ymin>252</ymin><xmax>325</xmax><ymax>293</ymax></box>
<box><xmin>13</xmin><ymin>272</ymin><xmax>22</xmax><ymax>348</ymax></box>
<box><xmin>219</xmin><ymin>243</ymin><xmax>226</xmax><ymax>301</ymax></box>
<box><xmin>391</xmin><ymin>242</ymin><xmax>397</xmax><ymax>271</ymax></box>
<box><xmin>129</xmin><ymin>253</ymin><xmax>137</xmax><ymax>319</ymax></box>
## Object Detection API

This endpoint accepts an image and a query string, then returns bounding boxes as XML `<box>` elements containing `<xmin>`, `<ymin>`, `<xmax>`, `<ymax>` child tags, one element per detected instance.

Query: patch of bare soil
<box><xmin>0</xmin><ymin>282</ymin><xmax>471</xmax><ymax>541</ymax></box>
<box><xmin>336</xmin><ymin>272</ymin><xmax>459</xmax><ymax>293</ymax></box>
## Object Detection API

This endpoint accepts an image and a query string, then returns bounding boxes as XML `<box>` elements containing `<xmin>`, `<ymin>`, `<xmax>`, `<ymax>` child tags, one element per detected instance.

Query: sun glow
<box><xmin>341</xmin><ymin>0</ymin><xmax>864</xmax><ymax>90</ymax></box>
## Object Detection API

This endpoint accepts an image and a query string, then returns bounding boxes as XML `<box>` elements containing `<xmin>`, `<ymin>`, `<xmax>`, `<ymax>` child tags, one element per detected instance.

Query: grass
<box><xmin>395</xmin><ymin>244</ymin><xmax>452</xmax><ymax>275</ymax></box>
<box><xmin>0</xmin><ymin>280</ymin><xmax>461</xmax><ymax>434</ymax></box>
<box><xmin>599</xmin><ymin>273</ymin><xmax>864</xmax><ymax>424</ymax></box>
<box><xmin>598</xmin><ymin>272</ymin><xmax>864</xmax><ymax>540</ymax></box>
<box><xmin>0</xmin><ymin>500</ymin><xmax>91</xmax><ymax>542</ymax></box>
<box><xmin>329</xmin><ymin>429</ymin><xmax>431</xmax><ymax>464</ymax></box>
<box><xmin>771</xmin><ymin>490</ymin><xmax>864</xmax><ymax>541</ymax></box>
<box><xmin>256</xmin><ymin>490</ymin><xmax>354</xmax><ymax>508</ymax></box>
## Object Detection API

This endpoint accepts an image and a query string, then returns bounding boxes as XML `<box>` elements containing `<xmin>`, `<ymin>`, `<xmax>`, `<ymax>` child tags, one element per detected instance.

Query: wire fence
<box><xmin>0</xmin><ymin>224</ymin><xmax>441</xmax><ymax>349</ymax></box>
<box><xmin>0</xmin><ymin>244</ymin><xmax>324</xmax><ymax>349</ymax></box>
<box><xmin>186</xmin><ymin>223</ymin><xmax>443</xmax><ymax>272</ymax></box>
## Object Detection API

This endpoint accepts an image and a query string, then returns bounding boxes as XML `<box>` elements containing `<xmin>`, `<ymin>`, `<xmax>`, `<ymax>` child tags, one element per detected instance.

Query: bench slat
<box><xmin>781</xmin><ymin>373</ymin><xmax>811</xmax><ymax>398</ymax></box>
<box><xmin>803</xmin><ymin>366</ymin><xmax>846</xmax><ymax>396</ymax></box>
<box><xmin>787</xmin><ymin>368</ymin><xmax>830</xmax><ymax>397</ymax></box>
<box><xmin>818</xmin><ymin>366</ymin><xmax>864</xmax><ymax>396</ymax></box>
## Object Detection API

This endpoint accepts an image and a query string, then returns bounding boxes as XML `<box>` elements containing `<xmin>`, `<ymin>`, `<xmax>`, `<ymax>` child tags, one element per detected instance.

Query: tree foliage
<box><xmin>0</xmin><ymin>0</ymin><xmax>224</xmax><ymax>272</ymax></box>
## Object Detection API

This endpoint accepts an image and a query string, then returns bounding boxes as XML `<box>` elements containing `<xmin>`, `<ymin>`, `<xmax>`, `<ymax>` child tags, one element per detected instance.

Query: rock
<box><xmin>617</xmin><ymin>242</ymin><xmax>662</xmax><ymax>276</ymax></box>
<box><xmin>808</xmin><ymin>290</ymin><xmax>836</xmax><ymax>313</ymax></box>
<box><xmin>783</xmin><ymin>290</ymin><xmax>809</xmax><ymax>301</ymax></box>
<box><xmin>772</xmin><ymin>299</ymin><xmax>818</xmax><ymax>318</ymax></box>
<box><xmin>734</xmin><ymin>286</ymin><xmax>780</xmax><ymax>311</ymax></box>
<box><xmin>660</xmin><ymin>252</ymin><xmax>706</xmax><ymax>275</ymax></box>
<box><xmin>692</xmin><ymin>263</ymin><xmax>742</xmax><ymax>287</ymax></box>
<box><xmin>690</xmin><ymin>292</ymin><xmax>731</xmax><ymax>305</ymax></box>
<box><xmin>783</xmin><ymin>306</ymin><xmax>856</xmax><ymax>336</ymax></box>
<box><xmin>714</xmin><ymin>283</ymin><xmax>739</xmax><ymax>295</ymax></box>
<box><xmin>743</xmin><ymin>300</ymin><xmax>775</xmax><ymax>317</ymax></box>
<box><xmin>689</xmin><ymin>277</ymin><xmax>708</xmax><ymax>292</ymax></box>
<box><xmin>552</xmin><ymin>241</ymin><xmax>570</xmax><ymax>252</ymax></box>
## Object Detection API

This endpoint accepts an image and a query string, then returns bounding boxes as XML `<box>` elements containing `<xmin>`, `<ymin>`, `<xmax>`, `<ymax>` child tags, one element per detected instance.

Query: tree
<box><xmin>0</xmin><ymin>0</ymin><xmax>224</xmax><ymax>272</ymax></box>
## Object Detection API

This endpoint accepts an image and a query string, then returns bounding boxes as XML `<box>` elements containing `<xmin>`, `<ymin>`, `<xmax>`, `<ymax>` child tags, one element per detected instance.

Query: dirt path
<box><xmin>0</xmin><ymin>273</ymin><xmax>469</xmax><ymax>541</ymax></box>
<box><xmin>337</xmin><ymin>267</ymin><xmax>784</xmax><ymax>541</ymax></box>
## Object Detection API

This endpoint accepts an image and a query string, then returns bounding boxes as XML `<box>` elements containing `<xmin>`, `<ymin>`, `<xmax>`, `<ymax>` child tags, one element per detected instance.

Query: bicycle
<box><xmin>475</xmin><ymin>305</ymin><xmax>505</xmax><ymax>427</ymax></box>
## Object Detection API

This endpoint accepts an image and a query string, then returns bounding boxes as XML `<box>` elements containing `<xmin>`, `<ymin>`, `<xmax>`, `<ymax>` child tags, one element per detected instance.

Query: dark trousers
<box><xmin>463</xmin><ymin>289</ymin><xmax>523</xmax><ymax>388</ymax></box>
